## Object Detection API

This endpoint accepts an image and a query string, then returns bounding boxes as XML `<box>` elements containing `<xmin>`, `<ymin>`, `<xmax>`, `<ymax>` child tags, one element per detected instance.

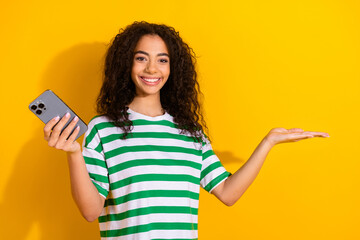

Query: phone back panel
<box><xmin>29</xmin><ymin>90</ymin><xmax>88</xmax><ymax>140</ymax></box>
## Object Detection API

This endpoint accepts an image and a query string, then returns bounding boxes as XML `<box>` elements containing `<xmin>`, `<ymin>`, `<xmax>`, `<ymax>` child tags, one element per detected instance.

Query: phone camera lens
<box><xmin>31</xmin><ymin>105</ymin><xmax>37</xmax><ymax>110</ymax></box>
<box><xmin>38</xmin><ymin>103</ymin><xmax>45</xmax><ymax>108</ymax></box>
<box><xmin>36</xmin><ymin>110</ymin><xmax>42</xmax><ymax>115</ymax></box>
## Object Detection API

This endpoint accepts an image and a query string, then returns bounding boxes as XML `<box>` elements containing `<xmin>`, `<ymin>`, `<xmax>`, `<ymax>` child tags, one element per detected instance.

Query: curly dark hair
<box><xmin>97</xmin><ymin>21</ymin><xmax>209</xmax><ymax>142</ymax></box>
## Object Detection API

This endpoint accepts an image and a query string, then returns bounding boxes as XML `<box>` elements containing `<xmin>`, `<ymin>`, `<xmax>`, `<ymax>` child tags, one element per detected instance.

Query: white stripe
<box><xmin>102</xmin><ymin>230</ymin><xmax>198</xmax><ymax>240</ymax></box>
<box><xmin>83</xmin><ymin>133</ymin><xmax>103</xmax><ymax>151</ymax></box>
<box><xmin>109</xmin><ymin>165</ymin><xmax>200</xmax><ymax>182</ymax></box>
<box><xmin>96</xmin><ymin>121</ymin><xmax>199</xmax><ymax>139</ymax></box>
<box><xmin>99</xmin><ymin>213</ymin><xmax>198</xmax><ymax>231</ymax></box>
<box><xmin>86</xmin><ymin>163</ymin><xmax>108</xmax><ymax>177</ymax></box>
<box><xmin>102</xmin><ymin>197</ymin><xmax>199</xmax><ymax>216</ymax></box>
<box><xmin>106</xmin><ymin>151</ymin><xmax>201</xmax><ymax>168</ymax></box>
<box><xmin>130</xmin><ymin>124</ymin><xmax>179</xmax><ymax>134</ymax></box>
<box><xmin>209</xmin><ymin>175</ymin><xmax>228</xmax><ymax>193</ymax></box>
<box><xmin>102</xmin><ymin>137</ymin><xmax>200</xmax><ymax>154</ymax></box>
<box><xmin>107</xmin><ymin>150</ymin><xmax>201</xmax><ymax>166</ymax></box>
<box><xmin>109</xmin><ymin>181</ymin><xmax>200</xmax><ymax>199</ymax></box>
<box><xmin>98</xmin><ymin>127</ymin><xmax>123</xmax><ymax>138</ymax></box>
<box><xmin>98</xmin><ymin>124</ymin><xmax>179</xmax><ymax>138</ymax></box>
<box><xmin>202</xmin><ymin>141</ymin><xmax>212</xmax><ymax>152</ymax></box>
<box><xmin>92</xmin><ymin>180</ymin><xmax>109</xmax><ymax>195</ymax></box>
<box><xmin>82</xmin><ymin>147</ymin><xmax>104</xmax><ymax>159</ymax></box>
<box><xmin>201</xmin><ymin>167</ymin><xmax>227</xmax><ymax>189</ymax></box>
<box><xmin>200</xmin><ymin>154</ymin><xmax>219</xmax><ymax>172</ymax></box>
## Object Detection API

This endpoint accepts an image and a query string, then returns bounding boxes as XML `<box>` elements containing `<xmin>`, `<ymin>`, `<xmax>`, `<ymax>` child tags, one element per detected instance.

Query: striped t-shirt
<box><xmin>82</xmin><ymin>108</ymin><xmax>230</xmax><ymax>239</ymax></box>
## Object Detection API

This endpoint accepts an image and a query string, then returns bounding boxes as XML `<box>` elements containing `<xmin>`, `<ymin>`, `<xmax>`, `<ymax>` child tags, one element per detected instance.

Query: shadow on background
<box><xmin>0</xmin><ymin>42</ymin><xmax>108</xmax><ymax>239</ymax></box>
<box><xmin>214</xmin><ymin>150</ymin><xmax>245</xmax><ymax>167</ymax></box>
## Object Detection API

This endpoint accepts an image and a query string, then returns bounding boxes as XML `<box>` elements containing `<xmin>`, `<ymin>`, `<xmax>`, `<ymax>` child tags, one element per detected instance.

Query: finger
<box><xmin>48</xmin><ymin>113</ymin><xmax>71</xmax><ymax>146</ymax></box>
<box><xmin>303</xmin><ymin>131</ymin><xmax>330</xmax><ymax>138</ymax></box>
<box><xmin>44</xmin><ymin>116</ymin><xmax>60</xmax><ymax>140</ymax></box>
<box><xmin>63</xmin><ymin>126</ymin><xmax>80</xmax><ymax>151</ymax></box>
<box><xmin>58</xmin><ymin>116</ymin><xmax>79</xmax><ymax>143</ymax></box>
<box><xmin>278</xmin><ymin>133</ymin><xmax>314</xmax><ymax>143</ymax></box>
<box><xmin>52</xmin><ymin>112</ymin><xmax>71</xmax><ymax>137</ymax></box>
<box><xmin>289</xmin><ymin>132</ymin><xmax>331</xmax><ymax>142</ymax></box>
<box><xmin>68</xmin><ymin>125</ymin><xmax>80</xmax><ymax>143</ymax></box>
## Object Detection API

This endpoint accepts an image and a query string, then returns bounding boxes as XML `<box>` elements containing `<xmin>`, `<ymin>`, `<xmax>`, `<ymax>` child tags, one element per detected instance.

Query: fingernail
<box><xmin>65</xmin><ymin>112</ymin><xmax>70</xmax><ymax>118</ymax></box>
<box><xmin>54</xmin><ymin>116</ymin><xmax>60</xmax><ymax>121</ymax></box>
<box><xmin>73</xmin><ymin>116</ymin><xmax>79</xmax><ymax>121</ymax></box>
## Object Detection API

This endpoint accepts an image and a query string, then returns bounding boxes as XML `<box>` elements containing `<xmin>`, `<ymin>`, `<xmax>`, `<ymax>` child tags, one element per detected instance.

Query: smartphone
<box><xmin>29</xmin><ymin>89</ymin><xmax>88</xmax><ymax>140</ymax></box>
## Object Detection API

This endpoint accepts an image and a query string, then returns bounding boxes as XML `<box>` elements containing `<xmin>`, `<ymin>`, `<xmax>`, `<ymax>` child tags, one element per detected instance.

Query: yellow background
<box><xmin>1</xmin><ymin>0</ymin><xmax>359</xmax><ymax>239</ymax></box>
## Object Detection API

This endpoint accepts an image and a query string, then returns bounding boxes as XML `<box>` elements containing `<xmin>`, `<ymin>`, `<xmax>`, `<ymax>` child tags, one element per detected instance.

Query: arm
<box><xmin>44</xmin><ymin>113</ymin><xmax>105</xmax><ymax>222</ymax></box>
<box><xmin>211</xmin><ymin>128</ymin><xmax>329</xmax><ymax>206</ymax></box>
<box><xmin>67</xmin><ymin>150</ymin><xmax>105</xmax><ymax>222</ymax></box>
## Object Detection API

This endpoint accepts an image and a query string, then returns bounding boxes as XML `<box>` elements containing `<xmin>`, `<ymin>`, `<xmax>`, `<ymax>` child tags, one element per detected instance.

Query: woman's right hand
<box><xmin>44</xmin><ymin>112</ymin><xmax>81</xmax><ymax>153</ymax></box>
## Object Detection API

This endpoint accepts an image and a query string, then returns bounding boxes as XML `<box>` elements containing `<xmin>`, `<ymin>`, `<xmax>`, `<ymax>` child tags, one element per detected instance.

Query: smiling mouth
<box><xmin>140</xmin><ymin>76</ymin><xmax>161</xmax><ymax>83</ymax></box>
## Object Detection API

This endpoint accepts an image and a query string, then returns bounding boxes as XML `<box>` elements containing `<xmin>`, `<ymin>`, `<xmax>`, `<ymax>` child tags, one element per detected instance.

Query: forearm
<box><xmin>215</xmin><ymin>137</ymin><xmax>273</xmax><ymax>206</ymax></box>
<box><xmin>212</xmin><ymin>127</ymin><xmax>328</xmax><ymax>206</ymax></box>
<box><xmin>67</xmin><ymin>150</ymin><xmax>105</xmax><ymax>222</ymax></box>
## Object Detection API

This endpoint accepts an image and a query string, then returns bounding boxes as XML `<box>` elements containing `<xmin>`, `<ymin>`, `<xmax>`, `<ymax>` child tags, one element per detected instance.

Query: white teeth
<box><xmin>142</xmin><ymin>77</ymin><xmax>160</xmax><ymax>83</ymax></box>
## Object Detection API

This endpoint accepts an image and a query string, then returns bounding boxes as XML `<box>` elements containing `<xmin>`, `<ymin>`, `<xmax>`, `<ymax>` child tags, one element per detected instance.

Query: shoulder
<box><xmin>87</xmin><ymin>115</ymin><xmax>113</xmax><ymax>129</ymax></box>
<box><xmin>85</xmin><ymin>115</ymin><xmax>117</xmax><ymax>140</ymax></box>
<box><xmin>88</xmin><ymin>115</ymin><xmax>110</xmax><ymax>124</ymax></box>
<box><xmin>84</xmin><ymin>115</ymin><xmax>117</xmax><ymax>147</ymax></box>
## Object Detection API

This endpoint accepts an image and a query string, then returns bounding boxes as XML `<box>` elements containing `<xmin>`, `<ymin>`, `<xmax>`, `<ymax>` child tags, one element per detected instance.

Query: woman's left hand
<box><xmin>265</xmin><ymin>128</ymin><xmax>329</xmax><ymax>148</ymax></box>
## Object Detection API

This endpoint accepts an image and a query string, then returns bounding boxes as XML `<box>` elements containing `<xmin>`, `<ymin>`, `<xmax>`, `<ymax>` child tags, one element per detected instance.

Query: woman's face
<box><xmin>131</xmin><ymin>34</ymin><xmax>170</xmax><ymax>97</ymax></box>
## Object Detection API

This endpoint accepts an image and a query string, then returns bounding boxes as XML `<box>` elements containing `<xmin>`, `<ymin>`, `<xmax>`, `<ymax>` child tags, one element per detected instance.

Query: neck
<box><xmin>128</xmin><ymin>94</ymin><xmax>164</xmax><ymax>117</ymax></box>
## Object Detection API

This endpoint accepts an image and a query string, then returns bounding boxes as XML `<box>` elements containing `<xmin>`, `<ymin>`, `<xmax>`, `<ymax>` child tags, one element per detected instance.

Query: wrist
<box><xmin>67</xmin><ymin>148</ymin><xmax>82</xmax><ymax>158</ymax></box>
<box><xmin>262</xmin><ymin>136</ymin><xmax>275</xmax><ymax>150</ymax></box>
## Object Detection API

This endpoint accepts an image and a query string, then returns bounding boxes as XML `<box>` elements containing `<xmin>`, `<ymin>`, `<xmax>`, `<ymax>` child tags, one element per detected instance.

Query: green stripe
<box><xmin>105</xmin><ymin>145</ymin><xmax>201</xmax><ymax>159</ymax></box>
<box><xmin>100</xmin><ymin>222</ymin><xmax>197</xmax><ymax>237</ymax></box>
<box><xmin>101</xmin><ymin>132</ymin><xmax>198</xmax><ymax>145</ymax></box>
<box><xmin>108</xmin><ymin>159</ymin><xmax>201</xmax><ymax>175</ymax></box>
<box><xmin>92</xmin><ymin>181</ymin><xmax>108</xmax><ymax>198</ymax></box>
<box><xmin>105</xmin><ymin>190</ymin><xmax>199</xmax><ymax>207</ymax></box>
<box><xmin>202</xmin><ymin>149</ymin><xmax>215</xmax><ymax>161</ymax></box>
<box><xmin>200</xmin><ymin>161</ymin><xmax>222</xmax><ymax>180</ymax></box>
<box><xmin>203</xmin><ymin>171</ymin><xmax>231</xmax><ymax>192</ymax></box>
<box><xmin>89</xmin><ymin>172</ymin><xmax>108</xmax><ymax>183</ymax></box>
<box><xmin>110</xmin><ymin>174</ymin><xmax>199</xmax><ymax>190</ymax></box>
<box><xmin>132</xmin><ymin>119</ymin><xmax>178</xmax><ymax>128</ymax></box>
<box><xmin>85</xmin><ymin>127</ymin><xmax>98</xmax><ymax>147</ymax></box>
<box><xmin>98</xmin><ymin>206</ymin><xmax>198</xmax><ymax>223</ymax></box>
<box><xmin>94</xmin><ymin>142</ymin><xmax>103</xmax><ymax>153</ymax></box>
<box><xmin>85</xmin><ymin>122</ymin><xmax>116</xmax><ymax>146</ymax></box>
<box><xmin>86</xmin><ymin>118</ymin><xmax>179</xmax><ymax>145</ymax></box>
<box><xmin>84</xmin><ymin>156</ymin><xmax>107</xmax><ymax>168</ymax></box>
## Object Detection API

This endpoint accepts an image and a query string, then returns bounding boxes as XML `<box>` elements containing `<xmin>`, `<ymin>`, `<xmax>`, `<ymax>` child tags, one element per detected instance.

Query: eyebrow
<box><xmin>134</xmin><ymin>50</ymin><xmax>169</xmax><ymax>57</ymax></box>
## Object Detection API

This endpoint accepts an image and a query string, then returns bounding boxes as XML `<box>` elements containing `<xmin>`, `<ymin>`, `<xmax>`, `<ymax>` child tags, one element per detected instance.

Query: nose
<box><xmin>145</xmin><ymin>59</ymin><xmax>157</xmax><ymax>74</ymax></box>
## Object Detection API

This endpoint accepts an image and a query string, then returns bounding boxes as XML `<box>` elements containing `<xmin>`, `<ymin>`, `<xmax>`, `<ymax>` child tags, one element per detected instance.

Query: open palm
<box><xmin>265</xmin><ymin>128</ymin><xmax>329</xmax><ymax>147</ymax></box>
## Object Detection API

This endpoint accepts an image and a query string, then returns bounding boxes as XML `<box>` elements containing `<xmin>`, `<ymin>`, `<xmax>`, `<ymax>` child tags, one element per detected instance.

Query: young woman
<box><xmin>43</xmin><ymin>22</ymin><xmax>329</xmax><ymax>239</ymax></box>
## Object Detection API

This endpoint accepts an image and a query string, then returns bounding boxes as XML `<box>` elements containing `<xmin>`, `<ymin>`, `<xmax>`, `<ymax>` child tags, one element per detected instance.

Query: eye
<box><xmin>135</xmin><ymin>56</ymin><xmax>146</xmax><ymax>61</ymax></box>
<box><xmin>159</xmin><ymin>58</ymin><xmax>169</xmax><ymax>63</ymax></box>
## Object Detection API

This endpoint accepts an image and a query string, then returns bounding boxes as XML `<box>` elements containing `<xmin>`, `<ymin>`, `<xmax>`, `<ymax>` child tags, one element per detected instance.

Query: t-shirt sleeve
<box><xmin>200</xmin><ymin>139</ymin><xmax>231</xmax><ymax>193</ymax></box>
<box><xmin>82</xmin><ymin>119</ymin><xmax>109</xmax><ymax>199</ymax></box>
